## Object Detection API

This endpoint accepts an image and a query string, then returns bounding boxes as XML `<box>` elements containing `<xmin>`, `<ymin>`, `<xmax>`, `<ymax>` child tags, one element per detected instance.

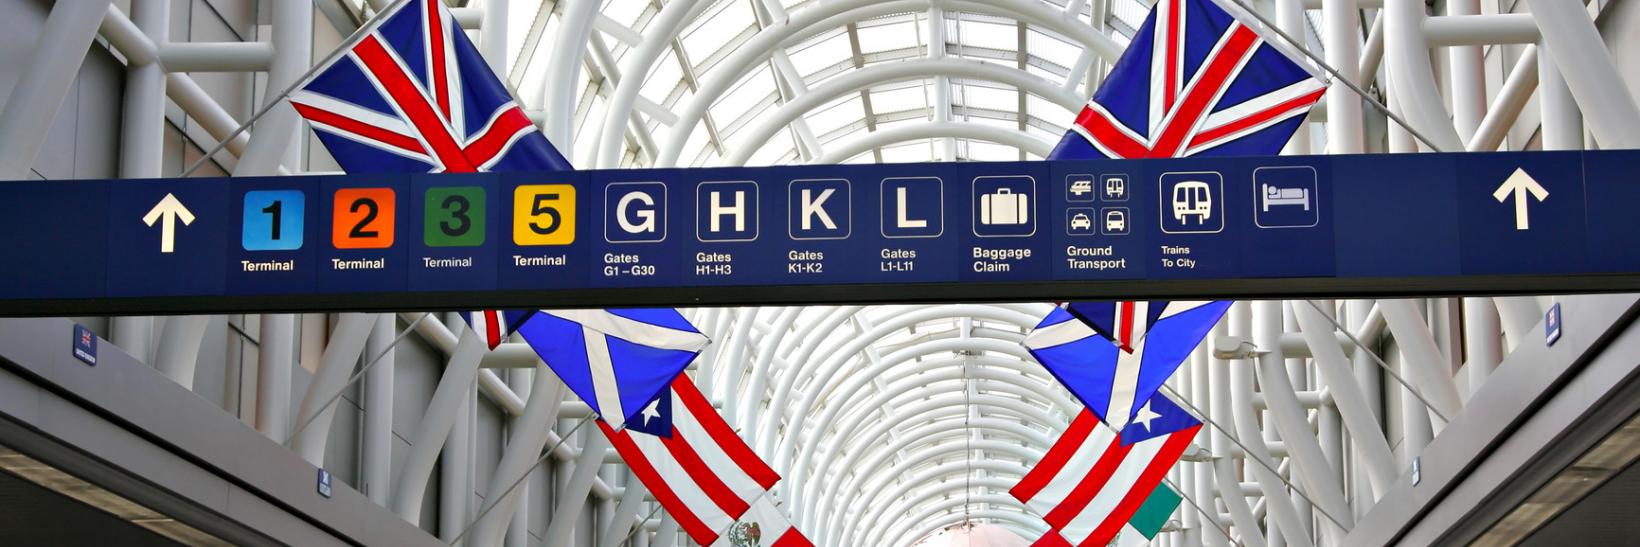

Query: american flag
<box><xmin>1012</xmin><ymin>398</ymin><xmax>1201</xmax><ymax>547</ymax></box>
<box><xmin>1050</xmin><ymin>0</ymin><xmax>1326</xmax><ymax>160</ymax></box>
<box><xmin>599</xmin><ymin>375</ymin><xmax>786</xmax><ymax>546</ymax></box>
<box><xmin>290</xmin><ymin>0</ymin><xmax>571</xmax><ymax>173</ymax></box>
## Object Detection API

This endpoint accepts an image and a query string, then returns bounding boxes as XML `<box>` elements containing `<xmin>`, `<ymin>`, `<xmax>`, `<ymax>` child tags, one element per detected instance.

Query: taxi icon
<box><xmin>1070</xmin><ymin>212</ymin><xmax>1093</xmax><ymax>231</ymax></box>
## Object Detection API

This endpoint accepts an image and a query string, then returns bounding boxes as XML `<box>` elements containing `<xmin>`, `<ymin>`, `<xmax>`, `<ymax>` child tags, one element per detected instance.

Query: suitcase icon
<box><xmin>980</xmin><ymin>188</ymin><xmax>1029</xmax><ymax>226</ymax></box>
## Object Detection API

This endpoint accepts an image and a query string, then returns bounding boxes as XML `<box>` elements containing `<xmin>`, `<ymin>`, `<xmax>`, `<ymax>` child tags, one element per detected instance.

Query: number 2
<box><xmin>349</xmin><ymin>198</ymin><xmax>379</xmax><ymax>238</ymax></box>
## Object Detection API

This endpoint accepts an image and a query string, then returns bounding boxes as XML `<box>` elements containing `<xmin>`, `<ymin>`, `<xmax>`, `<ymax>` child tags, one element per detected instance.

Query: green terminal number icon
<box><xmin>424</xmin><ymin>187</ymin><xmax>486</xmax><ymax>247</ymax></box>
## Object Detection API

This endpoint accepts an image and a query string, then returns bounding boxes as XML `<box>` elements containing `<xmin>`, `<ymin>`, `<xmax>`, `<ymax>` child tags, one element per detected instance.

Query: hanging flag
<box><xmin>1049</xmin><ymin>0</ymin><xmax>1326</xmax><ymax>160</ymax></box>
<box><xmin>1126</xmin><ymin>483</ymin><xmax>1182</xmax><ymax>540</ymax></box>
<box><xmin>1024</xmin><ymin>302</ymin><xmax>1227</xmax><ymax>433</ymax></box>
<box><xmin>1011</xmin><ymin>395</ymin><xmax>1201</xmax><ymax>547</ymax></box>
<box><xmin>519</xmin><ymin>309</ymin><xmax>708</xmax><ymax>429</ymax></box>
<box><xmin>290</xmin><ymin>0</ymin><xmax>571</xmax><ymax>173</ymax></box>
<box><xmin>288</xmin><ymin>0</ymin><xmax>570</xmax><ymax>349</ymax></box>
<box><xmin>461</xmin><ymin>309</ymin><xmax>536</xmax><ymax>350</ymax></box>
<box><xmin>600</xmin><ymin>375</ymin><xmax>783</xmax><ymax>546</ymax></box>
<box><xmin>709</xmin><ymin>493</ymin><xmax>814</xmax><ymax>547</ymax></box>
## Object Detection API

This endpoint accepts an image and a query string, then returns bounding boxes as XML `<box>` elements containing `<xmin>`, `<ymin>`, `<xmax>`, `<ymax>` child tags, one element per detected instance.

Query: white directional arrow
<box><xmin>1492</xmin><ymin>167</ymin><xmax>1549</xmax><ymax>230</ymax></box>
<box><xmin>142</xmin><ymin>193</ymin><xmax>195</xmax><ymax>253</ymax></box>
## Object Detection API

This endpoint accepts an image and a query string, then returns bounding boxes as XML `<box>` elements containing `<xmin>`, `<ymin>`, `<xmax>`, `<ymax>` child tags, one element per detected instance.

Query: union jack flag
<box><xmin>290</xmin><ymin>0</ymin><xmax>571</xmax><ymax>173</ymax></box>
<box><xmin>1051</xmin><ymin>0</ymin><xmax>1326</xmax><ymax>160</ymax></box>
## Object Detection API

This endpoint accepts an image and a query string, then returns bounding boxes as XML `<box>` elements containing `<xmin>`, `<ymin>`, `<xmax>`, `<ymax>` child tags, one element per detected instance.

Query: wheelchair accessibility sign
<box><xmin>974</xmin><ymin>176</ymin><xmax>1035</xmax><ymax>237</ymax></box>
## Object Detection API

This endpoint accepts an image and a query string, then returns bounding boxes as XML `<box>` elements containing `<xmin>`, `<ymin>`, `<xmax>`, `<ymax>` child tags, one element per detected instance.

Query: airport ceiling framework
<box><xmin>0</xmin><ymin>0</ymin><xmax>1635</xmax><ymax>545</ymax></box>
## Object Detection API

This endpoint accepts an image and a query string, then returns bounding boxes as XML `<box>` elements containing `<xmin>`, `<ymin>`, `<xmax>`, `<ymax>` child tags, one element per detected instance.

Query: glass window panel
<box><xmin>681</xmin><ymin>1</ymin><xmax>756</xmax><ymax>61</ymax></box>
<box><xmin>964</xmin><ymin>140</ymin><xmax>1020</xmax><ymax>161</ymax></box>
<box><xmin>1026</xmin><ymin>29</ymin><xmax>1082</xmax><ymax>67</ymax></box>
<box><xmin>806</xmin><ymin>96</ymin><xmax>865</xmax><ymax>136</ymax></box>
<box><xmin>880</xmin><ymin>140</ymin><xmax>934</xmax><ymax>164</ymax></box>
<box><xmin>955</xmin><ymin>19</ymin><xmax>1017</xmax><ymax>50</ymax></box>
<box><xmin>747</xmin><ymin>130</ymin><xmax>796</xmax><ymax>166</ymax></box>
<box><xmin>789</xmin><ymin>31</ymin><xmax>853</xmax><ymax>77</ymax></box>
<box><xmin>712</xmin><ymin>66</ymin><xmax>777</xmax><ymax>125</ymax></box>
<box><xmin>1027</xmin><ymin>94</ymin><xmax>1077</xmax><ymax>124</ymax></box>
<box><xmin>856</xmin><ymin>16</ymin><xmax>920</xmax><ymax>54</ymax></box>
<box><xmin>871</xmin><ymin>84</ymin><xmax>931</xmax><ymax>115</ymax></box>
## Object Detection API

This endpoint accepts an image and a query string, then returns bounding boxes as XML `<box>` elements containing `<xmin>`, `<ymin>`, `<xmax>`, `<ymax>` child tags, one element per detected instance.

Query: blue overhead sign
<box><xmin>0</xmin><ymin>150</ymin><xmax>1636</xmax><ymax>315</ymax></box>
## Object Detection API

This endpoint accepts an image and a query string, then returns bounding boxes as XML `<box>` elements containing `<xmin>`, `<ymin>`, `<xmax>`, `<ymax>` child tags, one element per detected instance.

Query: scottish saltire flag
<box><xmin>1012</xmin><ymin>397</ymin><xmax>1201</xmax><ymax>547</ymax></box>
<box><xmin>289</xmin><ymin>0</ymin><xmax>571</xmax><ymax>173</ymax></box>
<box><xmin>599</xmin><ymin>376</ymin><xmax>784</xmax><ymax>545</ymax></box>
<box><xmin>520</xmin><ymin>309</ymin><xmax>708</xmax><ymax>429</ymax></box>
<box><xmin>709</xmin><ymin>494</ymin><xmax>814</xmax><ymax>547</ymax></box>
<box><xmin>1049</xmin><ymin>0</ymin><xmax>1326</xmax><ymax>160</ymax></box>
<box><xmin>462</xmin><ymin>310</ymin><xmax>536</xmax><ymax>350</ymax></box>
<box><xmin>1025</xmin><ymin>302</ymin><xmax>1228</xmax><ymax>435</ymax></box>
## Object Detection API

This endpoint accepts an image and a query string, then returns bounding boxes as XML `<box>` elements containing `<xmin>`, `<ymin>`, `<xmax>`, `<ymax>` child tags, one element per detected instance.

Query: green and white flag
<box><xmin>1127</xmin><ymin>483</ymin><xmax>1182</xmax><ymax>540</ymax></box>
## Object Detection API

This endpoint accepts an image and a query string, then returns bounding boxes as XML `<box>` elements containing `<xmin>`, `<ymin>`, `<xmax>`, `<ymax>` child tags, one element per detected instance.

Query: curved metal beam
<box><xmin>813</xmin><ymin>122</ymin><xmax>1056</xmax><ymax>164</ymax></box>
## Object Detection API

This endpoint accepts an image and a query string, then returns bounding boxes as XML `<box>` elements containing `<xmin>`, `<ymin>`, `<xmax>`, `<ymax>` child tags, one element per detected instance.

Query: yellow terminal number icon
<box><xmin>513</xmin><ymin>184</ymin><xmax>576</xmax><ymax>246</ymax></box>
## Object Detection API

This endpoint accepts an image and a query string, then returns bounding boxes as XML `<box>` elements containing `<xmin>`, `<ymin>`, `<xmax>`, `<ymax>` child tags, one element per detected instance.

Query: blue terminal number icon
<box><xmin>881</xmin><ymin>177</ymin><xmax>943</xmax><ymax>238</ymax></box>
<box><xmin>789</xmin><ymin>179</ymin><xmax>850</xmax><ymax>240</ymax></box>
<box><xmin>1159</xmin><ymin>172</ymin><xmax>1223</xmax><ymax>234</ymax></box>
<box><xmin>242</xmin><ymin>190</ymin><xmax>305</xmax><ymax>250</ymax></box>
<box><xmin>606</xmin><ymin>182</ymin><xmax>667</xmax><ymax>243</ymax></box>
<box><xmin>973</xmin><ymin>175</ymin><xmax>1036</xmax><ymax>237</ymax></box>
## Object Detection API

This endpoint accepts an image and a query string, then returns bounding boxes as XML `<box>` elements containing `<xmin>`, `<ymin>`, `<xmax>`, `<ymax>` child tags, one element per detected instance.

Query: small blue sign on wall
<box><xmin>72</xmin><ymin>324</ymin><xmax>96</xmax><ymax>366</ymax></box>
<box><xmin>317</xmin><ymin>468</ymin><xmax>332</xmax><ymax>498</ymax></box>
<box><xmin>1546</xmin><ymin>302</ymin><xmax>1562</xmax><ymax>346</ymax></box>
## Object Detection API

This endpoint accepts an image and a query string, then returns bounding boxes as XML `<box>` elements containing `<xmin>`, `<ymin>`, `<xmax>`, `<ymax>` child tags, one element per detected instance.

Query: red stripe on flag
<box><xmin>773</xmin><ymin>528</ymin><xmax>813</xmax><ymax>547</ymax></box>
<box><xmin>352</xmin><ymin>36</ymin><xmax>476</xmax><ymax>172</ymax></box>
<box><xmin>1072</xmin><ymin>107</ymin><xmax>1150</xmax><ymax>159</ymax></box>
<box><xmin>1186</xmin><ymin>87</ymin><xmax>1327</xmax><ymax>150</ymax></box>
<box><xmin>1147</xmin><ymin>25</ymin><xmax>1260</xmax><ymax>158</ymax></box>
<box><xmin>462</xmin><ymin>107</ymin><xmax>535</xmax><ymax>167</ymax></box>
<box><xmin>674</xmin><ymin>377</ymin><xmax>782</xmax><ymax>489</ymax></box>
<box><xmin>1043</xmin><ymin>431</ymin><xmax>1135</xmax><ymax>529</ymax></box>
<box><xmin>1012</xmin><ymin>409</ymin><xmax>1098</xmax><ymax>502</ymax></box>
<box><xmin>290</xmin><ymin>103</ymin><xmax>425</xmax><ymax>155</ymax></box>
<box><xmin>1081</xmin><ymin>425</ymin><xmax>1203</xmax><ymax>546</ymax></box>
<box><xmin>1118</xmin><ymin>301</ymin><xmax>1136</xmax><ymax>351</ymax></box>
<box><xmin>426</xmin><ymin>0</ymin><xmax>451</xmax><ymax>120</ymax></box>
<box><xmin>661</xmin><ymin>424</ymin><xmax>752</xmax><ymax>518</ymax></box>
<box><xmin>483</xmin><ymin>310</ymin><xmax>501</xmax><ymax>349</ymax></box>
<box><xmin>1032</xmin><ymin>529</ymin><xmax>1074</xmax><ymax>547</ymax></box>
<box><xmin>600</xmin><ymin>422</ymin><xmax>719</xmax><ymax>544</ymax></box>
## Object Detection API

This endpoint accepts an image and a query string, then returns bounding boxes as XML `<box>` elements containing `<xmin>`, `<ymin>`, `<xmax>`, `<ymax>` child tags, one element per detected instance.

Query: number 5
<box><xmin>513</xmin><ymin>185</ymin><xmax>576</xmax><ymax>246</ymax></box>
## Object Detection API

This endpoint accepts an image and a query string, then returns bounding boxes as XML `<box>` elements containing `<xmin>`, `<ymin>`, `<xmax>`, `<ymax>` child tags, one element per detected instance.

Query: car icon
<box><xmin>1070</xmin><ymin>212</ymin><xmax>1093</xmax><ymax>231</ymax></box>
<box><xmin>1105</xmin><ymin>210</ymin><xmax>1126</xmax><ymax>232</ymax></box>
<box><xmin>1070</xmin><ymin>179</ymin><xmax>1093</xmax><ymax>197</ymax></box>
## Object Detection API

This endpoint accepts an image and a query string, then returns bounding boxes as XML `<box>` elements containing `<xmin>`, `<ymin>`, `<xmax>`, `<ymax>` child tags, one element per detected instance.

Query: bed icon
<box><xmin>1261</xmin><ymin>183</ymin><xmax>1311</xmax><ymax>211</ymax></box>
<box><xmin>1252</xmin><ymin>166</ymin><xmax>1319</xmax><ymax>228</ymax></box>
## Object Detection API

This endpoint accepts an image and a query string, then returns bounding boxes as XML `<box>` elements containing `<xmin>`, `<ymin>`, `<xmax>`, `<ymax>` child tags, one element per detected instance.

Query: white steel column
<box><xmin>233</xmin><ymin>0</ymin><xmax>311</xmax><ymax>175</ymax></box>
<box><xmin>1445</xmin><ymin>0</ymin><xmax>1484</xmax><ymax>143</ymax></box>
<box><xmin>256</xmin><ymin>314</ymin><xmax>296</xmax><ymax>441</ymax></box>
<box><xmin>1523</xmin><ymin>0</ymin><xmax>1640</xmax><ymax>148</ymax></box>
<box><xmin>154</xmin><ymin>315</ymin><xmax>211</xmax><ymax>389</ymax></box>
<box><xmin>1276</xmin><ymin>0</ymin><xmax>1309</xmax><ymax>155</ymax></box>
<box><xmin>393</xmin><ymin>330</ymin><xmax>488</xmax><ymax>522</ymax></box>
<box><xmin>1294</xmin><ymin>303</ymin><xmax>1396</xmax><ymax>497</ymax></box>
<box><xmin>542</xmin><ymin>0</ymin><xmax>599</xmax><ymax>148</ymax></box>
<box><xmin>1254</xmin><ymin>302</ymin><xmax>1350</xmax><ymax>542</ymax></box>
<box><xmin>1461</xmin><ymin>299</ymin><xmax>1501</xmax><ymax>398</ymax></box>
<box><xmin>122</xmin><ymin>0</ymin><xmax>166</xmax><ymax>179</ymax></box>
<box><xmin>1212</xmin><ymin>318</ymin><xmax>1265</xmax><ymax>547</ymax></box>
<box><xmin>1322</xmin><ymin>0</ymin><xmax>1363</xmax><ymax>153</ymax></box>
<box><xmin>469</xmin><ymin>367</ymin><xmax>567</xmax><ymax>547</ymax></box>
<box><xmin>1190</xmin><ymin>346</ymin><xmax>1228</xmax><ymax>547</ymax></box>
<box><xmin>928</xmin><ymin>6</ymin><xmax>957</xmax><ymax>161</ymax></box>
<box><xmin>544</xmin><ymin>430</ymin><xmax>613</xmax><ymax>546</ymax></box>
<box><xmin>1537</xmin><ymin>46</ymin><xmax>1584</xmax><ymax>150</ymax></box>
<box><xmin>595</xmin><ymin>0</ymin><xmax>704</xmax><ymax>168</ymax></box>
<box><xmin>480</xmin><ymin>0</ymin><xmax>509</xmax><ymax>75</ymax></box>
<box><xmin>290</xmin><ymin>313</ymin><xmax>374</xmax><ymax>465</ymax></box>
<box><xmin>1378</xmin><ymin>300</ymin><xmax>1462</xmax><ymax>421</ymax></box>
<box><xmin>0</xmin><ymin>0</ymin><xmax>115</xmax><ymax>180</ymax></box>
<box><xmin>363</xmin><ymin>314</ymin><xmax>396</xmax><ymax>504</ymax></box>
<box><xmin>1229</xmin><ymin>303</ymin><xmax>1310</xmax><ymax>547</ymax></box>
<box><xmin>441</xmin><ymin>390</ymin><xmax>475</xmax><ymax>544</ymax></box>
<box><xmin>1384</xmin><ymin>0</ymin><xmax>1462</xmax><ymax>151</ymax></box>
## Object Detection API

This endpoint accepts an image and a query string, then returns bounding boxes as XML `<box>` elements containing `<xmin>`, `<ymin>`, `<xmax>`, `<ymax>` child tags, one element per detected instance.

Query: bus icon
<box><xmin>1159</xmin><ymin>172</ymin><xmax>1223</xmax><ymax>234</ymax></box>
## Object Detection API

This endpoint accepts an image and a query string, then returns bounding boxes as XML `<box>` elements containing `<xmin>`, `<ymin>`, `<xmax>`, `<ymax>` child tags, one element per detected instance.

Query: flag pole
<box><xmin>1161</xmin><ymin>476</ymin><xmax>1244</xmax><ymax>547</ymax></box>
<box><xmin>1215</xmin><ymin>0</ymin><xmax>1453</xmax><ymax>153</ymax></box>
<box><xmin>1300</xmin><ymin>300</ymin><xmax>1452</xmax><ymax>423</ymax></box>
<box><xmin>178</xmin><ymin>0</ymin><xmax>415</xmax><ymax>178</ymax></box>
<box><xmin>1157</xmin><ymin>384</ymin><xmax>1354</xmax><ymax>533</ymax></box>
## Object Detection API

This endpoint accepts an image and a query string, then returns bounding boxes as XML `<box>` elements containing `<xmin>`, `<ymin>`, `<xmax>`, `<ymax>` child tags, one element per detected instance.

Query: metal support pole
<box><xmin>256</xmin><ymin>314</ymin><xmax>296</xmax><ymax>441</ymax></box>
<box><xmin>0</xmin><ymin>0</ymin><xmax>115</xmax><ymax>180</ymax></box>
<box><xmin>1384</xmin><ymin>0</ymin><xmax>1463</xmax><ymax>151</ymax></box>
<box><xmin>233</xmin><ymin>0</ymin><xmax>311</xmax><ymax>176</ymax></box>
<box><xmin>599</xmin><ymin>474</ymin><xmax>648</xmax><ymax>547</ymax></box>
<box><xmin>1294</xmin><ymin>302</ymin><xmax>1396</xmax><ymax>497</ymax></box>
<box><xmin>1229</xmin><ymin>303</ymin><xmax>1312</xmax><ymax>547</ymax></box>
<box><xmin>1538</xmin><ymin>43</ymin><xmax>1584</xmax><ymax>151</ymax></box>
<box><xmin>1276</xmin><ymin>0</ymin><xmax>1309</xmax><ymax>155</ymax></box>
<box><xmin>1444</xmin><ymin>0</ymin><xmax>1485</xmax><ymax>143</ymax></box>
<box><xmin>544</xmin><ymin>430</ymin><xmax>613</xmax><ymax>546</ymax></box>
<box><xmin>154</xmin><ymin>315</ymin><xmax>211</xmax><ymax>389</ymax></box>
<box><xmin>1467</xmin><ymin>47</ymin><xmax>1538</xmax><ymax>152</ymax></box>
<box><xmin>542</xmin><ymin>0</ymin><xmax>599</xmax><ymax>149</ymax></box>
<box><xmin>1322</xmin><ymin>0</ymin><xmax>1363</xmax><ymax>153</ymax></box>
<box><xmin>480</xmin><ymin>0</ymin><xmax>509</xmax><ymax>76</ymax></box>
<box><xmin>1210</xmin><ymin>316</ymin><xmax>1265</xmax><ymax>547</ymax></box>
<box><xmin>362</xmin><ymin>313</ymin><xmax>395</xmax><ymax>505</ymax></box>
<box><xmin>1254</xmin><ymin>302</ymin><xmax>1351</xmax><ymax>541</ymax></box>
<box><xmin>440</xmin><ymin>389</ymin><xmax>474</xmax><ymax>544</ymax></box>
<box><xmin>1378</xmin><ymin>300</ymin><xmax>1463</xmax><ymax>421</ymax></box>
<box><xmin>392</xmin><ymin>330</ymin><xmax>487</xmax><ymax>522</ymax></box>
<box><xmin>1494</xmin><ymin>296</ymin><xmax>1543</xmax><ymax>352</ymax></box>
<box><xmin>290</xmin><ymin>313</ymin><xmax>374</xmax><ymax>465</ymax></box>
<box><xmin>122</xmin><ymin>0</ymin><xmax>166</xmax><ymax>179</ymax></box>
<box><xmin>1524</xmin><ymin>0</ymin><xmax>1640</xmax><ymax>148</ymax></box>
<box><xmin>112</xmin><ymin>318</ymin><xmax>154</xmax><ymax>365</ymax></box>
<box><xmin>469</xmin><ymin>368</ymin><xmax>568</xmax><ymax>547</ymax></box>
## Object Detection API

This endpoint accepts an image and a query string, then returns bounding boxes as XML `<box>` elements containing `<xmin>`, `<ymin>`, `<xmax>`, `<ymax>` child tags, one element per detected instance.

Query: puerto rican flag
<box><xmin>599</xmin><ymin>375</ymin><xmax>788</xmax><ymax>546</ymax></box>
<box><xmin>1049</xmin><ymin>0</ymin><xmax>1326</xmax><ymax>160</ymax></box>
<box><xmin>290</xmin><ymin>0</ymin><xmax>571</xmax><ymax>174</ymax></box>
<box><xmin>1012</xmin><ymin>395</ymin><xmax>1201</xmax><ymax>547</ymax></box>
<box><xmin>1025</xmin><ymin>302</ymin><xmax>1228</xmax><ymax>433</ymax></box>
